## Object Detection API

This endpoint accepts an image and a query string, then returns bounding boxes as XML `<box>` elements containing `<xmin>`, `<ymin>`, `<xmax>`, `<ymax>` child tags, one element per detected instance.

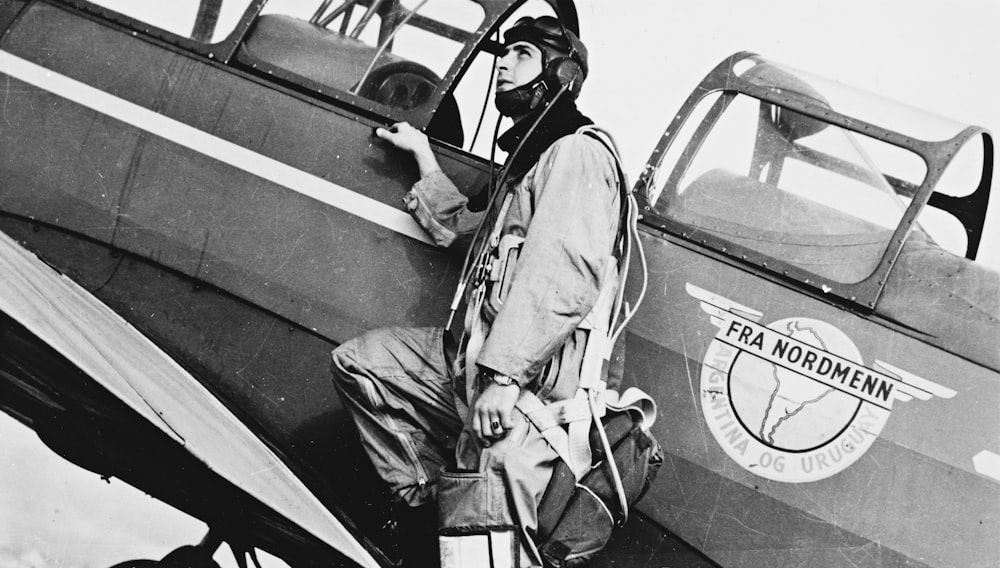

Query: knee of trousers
<box><xmin>329</xmin><ymin>327</ymin><xmax>406</xmax><ymax>388</ymax></box>
<box><xmin>329</xmin><ymin>341</ymin><xmax>355</xmax><ymax>381</ymax></box>
<box><xmin>329</xmin><ymin>336</ymin><xmax>372</xmax><ymax>398</ymax></box>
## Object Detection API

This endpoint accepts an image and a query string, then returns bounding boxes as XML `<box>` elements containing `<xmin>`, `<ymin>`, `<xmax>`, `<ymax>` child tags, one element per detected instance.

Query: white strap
<box><xmin>522</xmin><ymin>396</ymin><xmax>598</xmax><ymax>431</ymax></box>
<box><xmin>516</xmin><ymin>391</ymin><xmax>592</xmax><ymax>480</ymax></box>
<box><xmin>604</xmin><ymin>387</ymin><xmax>657</xmax><ymax>430</ymax></box>
<box><xmin>486</xmin><ymin>192</ymin><xmax>514</xmax><ymax>249</ymax></box>
<box><xmin>567</xmin><ymin>407</ymin><xmax>593</xmax><ymax>480</ymax></box>
<box><xmin>576</xmin><ymin>328</ymin><xmax>608</xmax><ymax>392</ymax></box>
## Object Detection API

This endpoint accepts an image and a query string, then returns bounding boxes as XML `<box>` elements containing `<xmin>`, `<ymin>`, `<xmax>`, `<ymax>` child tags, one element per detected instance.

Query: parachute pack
<box><xmin>535</xmin><ymin>404</ymin><xmax>662</xmax><ymax>567</ymax></box>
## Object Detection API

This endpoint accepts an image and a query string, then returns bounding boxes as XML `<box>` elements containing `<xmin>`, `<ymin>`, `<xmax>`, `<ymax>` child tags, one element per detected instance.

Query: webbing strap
<box><xmin>604</xmin><ymin>387</ymin><xmax>657</xmax><ymax>431</ymax></box>
<box><xmin>578</xmin><ymin>126</ymin><xmax>631</xmax><ymax>259</ymax></box>
<box><xmin>516</xmin><ymin>391</ymin><xmax>591</xmax><ymax>480</ymax></box>
<box><xmin>522</xmin><ymin>395</ymin><xmax>599</xmax><ymax>431</ymax></box>
<box><xmin>517</xmin><ymin>385</ymin><xmax>658</xmax><ymax>486</ymax></box>
<box><xmin>486</xmin><ymin>192</ymin><xmax>514</xmax><ymax>248</ymax></box>
<box><xmin>566</xmin><ymin>406</ymin><xmax>593</xmax><ymax>480</ymax></box>
<box><xmin>576</xmin><ymin>323</ymin><xmax>608</xmax><ymax>392</ymax></box>
<box><xmin>577</xmin><ymin>259</ymin><xmax>618</xmax><ymax>391</ymax></box>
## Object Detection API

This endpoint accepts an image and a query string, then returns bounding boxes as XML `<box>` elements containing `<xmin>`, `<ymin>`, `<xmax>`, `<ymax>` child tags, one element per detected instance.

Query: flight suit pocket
<box><xmin>438</xmin><ymin>468</ymin><xmax>520</xmax><ymax>568</ymax></box>
<box><xmin>438</xmin><ymin>467</ymin><xmax>512</xmax><ymax>529</ymax></box>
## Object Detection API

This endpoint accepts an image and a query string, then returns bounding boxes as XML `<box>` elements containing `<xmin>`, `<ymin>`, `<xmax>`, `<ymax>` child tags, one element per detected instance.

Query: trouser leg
<box><xmin>331</xmin><ymin>326</ymin><xmax>463</xmax><ymax>507</ymax></box>
<box><xmin>451</xmin><ymin>409</ymin><xmax>558</xmax><ymax>568</ymax></box>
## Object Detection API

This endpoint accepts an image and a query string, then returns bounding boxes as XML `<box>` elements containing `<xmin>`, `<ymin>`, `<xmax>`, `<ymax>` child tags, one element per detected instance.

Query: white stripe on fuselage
<box><xmin>974</xmin><ymin>450</ymin><xmax>1000</xmax><ymax>484</ymax></box>
<box><xmin>0</xmin><ymin>51</ymin><xmax>435</xmax><ymax>246</ymax></box>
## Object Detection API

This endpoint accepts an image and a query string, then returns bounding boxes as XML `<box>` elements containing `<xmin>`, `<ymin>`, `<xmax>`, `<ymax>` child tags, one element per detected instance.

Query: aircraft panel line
<box><xmin>0</xmin><ymin>51</ymin><xmax>435</xmax><ymax>247</ymax></box>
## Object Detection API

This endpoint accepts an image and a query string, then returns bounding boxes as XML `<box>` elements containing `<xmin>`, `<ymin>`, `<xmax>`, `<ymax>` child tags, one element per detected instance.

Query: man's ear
<box><xmin>543</xmin><ymin>57</ymin><xmax>584</xmax><ymax>100</ymax></box>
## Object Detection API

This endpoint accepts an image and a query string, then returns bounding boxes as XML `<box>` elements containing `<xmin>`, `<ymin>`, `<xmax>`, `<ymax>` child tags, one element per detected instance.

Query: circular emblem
<box><xmin>701</xmin><ymin>317</ymin><xmax>890</xmax><ymax>482</ymax></box>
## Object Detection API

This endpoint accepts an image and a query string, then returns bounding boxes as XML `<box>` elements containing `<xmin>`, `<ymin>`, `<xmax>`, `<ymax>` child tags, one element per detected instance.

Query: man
<box><xmin>331</xmin><ymin>15</ymin><xmax>624</xmax><ymax>567</ymax></box>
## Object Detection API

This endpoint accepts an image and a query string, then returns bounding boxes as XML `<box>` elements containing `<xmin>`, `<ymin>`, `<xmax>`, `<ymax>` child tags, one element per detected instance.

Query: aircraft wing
<box><xmin>0</xmin><ymin>229</ymin><xmax>379</xmax><ymax>568</ymax></box>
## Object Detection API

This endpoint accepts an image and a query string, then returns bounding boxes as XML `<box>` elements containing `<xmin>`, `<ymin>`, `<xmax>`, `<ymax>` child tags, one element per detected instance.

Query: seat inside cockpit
<box><xmin>240</xmin><ymin>14</ymin><xmax>440</xmax><ymax>103</ymax></box>
<box><xmin>668</xmin><ymin>168</ymin><xmax>893</xmax><ymax>284</ymax></box>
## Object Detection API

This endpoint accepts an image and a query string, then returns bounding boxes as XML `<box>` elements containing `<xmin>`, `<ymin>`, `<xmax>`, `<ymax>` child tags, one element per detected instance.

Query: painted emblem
<box><xmin>687</xmin><ymin>283</ymin><xmax>956</xmax><ymax>482</ymax></box>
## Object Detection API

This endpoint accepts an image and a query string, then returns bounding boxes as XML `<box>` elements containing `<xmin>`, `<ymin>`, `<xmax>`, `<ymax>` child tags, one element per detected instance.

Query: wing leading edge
<box><xmin>0</xmin><ymin>229</ymin><xmax>378</xmax><ymax>568</ymax></box>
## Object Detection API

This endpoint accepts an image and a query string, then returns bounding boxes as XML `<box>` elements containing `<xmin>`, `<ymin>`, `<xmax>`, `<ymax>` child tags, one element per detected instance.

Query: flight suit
<box><xmin>331</xmin><ymin>128</ymin><xmax>621</xmax><ymax>566</ymax></box>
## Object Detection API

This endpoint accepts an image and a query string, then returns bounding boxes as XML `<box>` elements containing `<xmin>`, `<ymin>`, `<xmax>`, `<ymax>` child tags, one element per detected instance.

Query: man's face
<box><xmin>496</xmin><ymin>40</ymin><xmax>544</xmax><ymax>93</ymax></box>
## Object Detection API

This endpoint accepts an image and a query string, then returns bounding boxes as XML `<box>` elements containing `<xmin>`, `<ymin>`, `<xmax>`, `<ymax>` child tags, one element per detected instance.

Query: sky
<box><xmin>2</xmin><ymin>1</ymin><xmax>999</xmax><ymax>567</ymax></box>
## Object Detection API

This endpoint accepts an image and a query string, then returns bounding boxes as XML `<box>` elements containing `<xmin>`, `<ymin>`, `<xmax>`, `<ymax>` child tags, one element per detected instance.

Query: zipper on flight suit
<box><xmin>358</xmin><ymin>375</ymin><xmax>430</xmax><ymax>489</ymax></box>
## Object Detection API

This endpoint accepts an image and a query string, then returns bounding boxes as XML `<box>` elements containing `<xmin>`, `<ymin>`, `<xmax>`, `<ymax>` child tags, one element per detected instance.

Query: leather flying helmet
<box><xmin>494</xmin><ymin>15</ymin><xmax>589</xmax><ymax>116</ymax></box>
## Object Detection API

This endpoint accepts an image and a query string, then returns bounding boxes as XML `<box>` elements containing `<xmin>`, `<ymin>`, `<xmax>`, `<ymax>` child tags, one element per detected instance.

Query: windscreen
<box><xmin>652</xmin><ymin>92</ymin><xmax>930</xmax><ymax>284</ymax></box>
<box><xmin>250</xmin><ymin>1</ymin><xmax>483</xmax><ymax>110</ymax></box>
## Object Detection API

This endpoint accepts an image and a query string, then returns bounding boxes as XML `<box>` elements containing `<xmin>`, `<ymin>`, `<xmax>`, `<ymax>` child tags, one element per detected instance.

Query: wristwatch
<box><xmin>488</xmin><ymin>372</ymin><xmax>518</xmax><ymax>388</ymax></box>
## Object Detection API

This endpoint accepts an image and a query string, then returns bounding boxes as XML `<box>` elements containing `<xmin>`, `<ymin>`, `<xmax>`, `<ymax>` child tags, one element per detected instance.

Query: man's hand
<box><xmin>375</xmin><ymin>121</ymin><xmax>440</xmax><ymax>177</ymax></box>
<box><xmin>471</xmin><ymin>381</ymin><xmax>520</xmax><ymax>443</ymax></box>
<box><xmin>375</xmin><ymin>121</ymin><xmax>428</xmax><ymax>153</ymax></box>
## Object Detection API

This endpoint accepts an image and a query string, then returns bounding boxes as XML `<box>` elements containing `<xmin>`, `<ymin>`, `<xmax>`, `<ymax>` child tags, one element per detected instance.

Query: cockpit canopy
<box><xmin>73</xmin><ymin>0</ymin><xmax>569</xmax><ymax>151</ymax></box>
<box><xmin>236</xmin><ymin>0</ymin><xmax>492</xmax><ymax>146</ymax></box>
<box><xmin>639</xmin><ymin>53</ymin><xmax>997</xmax><ymax>368</ymax></box>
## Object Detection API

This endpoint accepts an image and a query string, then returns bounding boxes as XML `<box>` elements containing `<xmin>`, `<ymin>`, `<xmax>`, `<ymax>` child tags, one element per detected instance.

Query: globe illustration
<box><xmin>728</xmin><ymin>318</ymin><xmax>863</xmax><ymax>452</ymax></box>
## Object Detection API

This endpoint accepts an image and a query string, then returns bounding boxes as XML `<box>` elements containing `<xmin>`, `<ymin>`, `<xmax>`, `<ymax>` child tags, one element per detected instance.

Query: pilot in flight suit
<box><xmin>331</xmin><ymin>16</ymin><xmax>623</xmax><ymax>567</ymax></box>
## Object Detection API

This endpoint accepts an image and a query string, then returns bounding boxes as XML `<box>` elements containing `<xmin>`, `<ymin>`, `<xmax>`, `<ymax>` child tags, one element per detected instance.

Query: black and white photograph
<box><xmin>1</xmin><ymin>1</ymin><xmax>997</xmax><ymax>567</ymax></box>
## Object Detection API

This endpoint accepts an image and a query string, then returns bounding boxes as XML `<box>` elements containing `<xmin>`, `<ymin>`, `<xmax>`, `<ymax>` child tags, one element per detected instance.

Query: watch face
<box><xmin>492</xmin><ymin>374</ymin><xmax>515</xmax><ymax>386</ymax></box>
